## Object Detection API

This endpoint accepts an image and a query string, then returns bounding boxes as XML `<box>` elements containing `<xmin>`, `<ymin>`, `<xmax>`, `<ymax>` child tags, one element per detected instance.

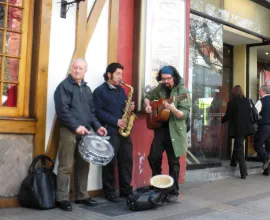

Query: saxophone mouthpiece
<box><xmin>120</xmin><ymin>81</ymin><xmax>125</xmax><ymax>85</ymax></box>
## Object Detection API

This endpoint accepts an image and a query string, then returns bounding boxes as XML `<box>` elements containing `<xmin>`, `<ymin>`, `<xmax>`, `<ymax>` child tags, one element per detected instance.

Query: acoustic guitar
<box><xmin>146</xmin><ymin>93</ymin><xmax>188</xmax><ymax>130</ymax></box>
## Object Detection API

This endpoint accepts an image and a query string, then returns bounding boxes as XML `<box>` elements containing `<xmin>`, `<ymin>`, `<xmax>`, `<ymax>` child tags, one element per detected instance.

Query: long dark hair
<box><xmin>156</xmin><ymin>65</ymin><xmax>182</xmax><ymax>86</ymax></box>
<box><xmin>231</xmin><ymin>85</ymin><xmax>245</xmax><ymax>99</ymax></box>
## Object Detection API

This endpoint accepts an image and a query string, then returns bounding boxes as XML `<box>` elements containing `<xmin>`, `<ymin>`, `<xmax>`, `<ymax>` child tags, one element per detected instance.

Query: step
<box><xmin>185</xmin><ymin>161</ymin><xmax>262</xmax><ymax>182</ymax></box>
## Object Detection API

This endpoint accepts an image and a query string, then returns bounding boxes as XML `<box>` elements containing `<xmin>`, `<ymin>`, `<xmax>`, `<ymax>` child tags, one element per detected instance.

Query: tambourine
<box><xmin>78</xmin><ymin>135</ymin><xmax>114</xmax><ymax>166</ymax></box>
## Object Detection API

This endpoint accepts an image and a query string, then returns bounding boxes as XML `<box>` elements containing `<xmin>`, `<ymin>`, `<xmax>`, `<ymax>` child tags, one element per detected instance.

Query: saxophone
<box><xmin>119</xmin><ymin>81</ymin><xmax>137</xmax><ymax>137</ymax></box>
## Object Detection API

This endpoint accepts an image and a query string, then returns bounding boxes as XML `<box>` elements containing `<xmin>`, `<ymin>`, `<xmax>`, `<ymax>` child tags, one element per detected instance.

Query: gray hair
<box><xmin>72</xmin><ymin>58</ymin><xmax>88</xmax><ymax>71</ymax></box>
<box><xmin>260</xmin><ymin>85</ymin><xmax>270</xmax><ymax>94</ymax></box>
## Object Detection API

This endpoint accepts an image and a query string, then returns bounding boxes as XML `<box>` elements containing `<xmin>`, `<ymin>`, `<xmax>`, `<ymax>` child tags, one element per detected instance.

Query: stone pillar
<box><xmin>249</xmin><ymin>47</ymin><xmax>258</xmax><ymax>101</ymax></box>
<box><xmin>233</xmin><ymin>45</ymin><xmax>246</xmax><ymax>93</ymax></box>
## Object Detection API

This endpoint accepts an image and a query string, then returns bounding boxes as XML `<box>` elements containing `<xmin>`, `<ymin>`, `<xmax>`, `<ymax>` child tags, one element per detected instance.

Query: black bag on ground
<box><xmin>19</xmin><ymin>155</ymin><xmax>57</xmax><ymax>210</ymax></box>
<box><xmin>127</xmin><ymin>186</ymin><xmax>171</xmax><ymax>211</ymax></box>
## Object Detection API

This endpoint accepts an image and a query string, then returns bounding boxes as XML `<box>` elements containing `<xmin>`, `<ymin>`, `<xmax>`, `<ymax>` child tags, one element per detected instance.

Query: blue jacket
<box><xmin>93</xmin><ymin>82</ymin><xmax>127</xmax><ymax>135</ymax></box>
<box><xmin>54</xmin><ymin>74</ymin><xmax>102</xmax><ymax>132</ymax></box>
<box><xmin>258</xmin><ymin>95</ymin><xmax>270</xmax><ymax>125</ymax></box>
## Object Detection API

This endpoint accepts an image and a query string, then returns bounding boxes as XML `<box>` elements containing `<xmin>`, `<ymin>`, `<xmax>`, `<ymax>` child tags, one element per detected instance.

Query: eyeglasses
<box><xmin>161</xmin><ymin>76</ymin><xmax>173</xmax><ymax>81</ymax></box>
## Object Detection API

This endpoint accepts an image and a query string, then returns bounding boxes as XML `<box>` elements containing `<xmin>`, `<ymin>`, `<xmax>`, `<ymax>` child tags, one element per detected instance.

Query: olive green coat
<box><xmin>145</xmin><ymin>83</ymin><xmax>191</xmax><ymax>157</ymax></box>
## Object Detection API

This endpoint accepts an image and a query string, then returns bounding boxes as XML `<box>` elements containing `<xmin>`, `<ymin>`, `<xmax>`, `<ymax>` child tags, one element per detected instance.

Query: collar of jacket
<box><xmin>106</xmin><ymin>81</ymin><xmax>117</xmax><ymax>90</ymax></box>
<box><xmin>67</xmin><ymin>74</ymin><xmax>87</xmax><ymax>86</ymax></box>
<box><xmin>104</xmin><ymin>81</ymin><xmax>121</xmax><ymax>90</ymax></box>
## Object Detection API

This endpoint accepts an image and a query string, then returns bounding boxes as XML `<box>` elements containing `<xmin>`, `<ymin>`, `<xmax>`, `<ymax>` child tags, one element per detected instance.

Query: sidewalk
<box><xmin>1</xmin><ymin>173</ymin><xmax>270</xmax><ymax>220</ymax></box>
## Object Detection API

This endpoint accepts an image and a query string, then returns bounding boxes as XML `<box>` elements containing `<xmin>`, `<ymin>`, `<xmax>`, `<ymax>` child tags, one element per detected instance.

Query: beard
<box><xmin>164</xmin><ymin>83</ymin><xmax>172</xmax><ymax>89</ymax></box>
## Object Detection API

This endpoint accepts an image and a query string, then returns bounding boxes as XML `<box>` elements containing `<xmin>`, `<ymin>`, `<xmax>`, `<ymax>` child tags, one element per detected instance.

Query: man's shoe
<box><xmin>75</xmin><ymin>197</ymin><xmax>98</xmax><ymax>206</ymax></box>
<box><xmin>230</xmin><ymin>163</ymin><xmax>237</xmax><ymax>167</ymax></box>
<box><xmin>241</xmin><ymin>175</ymin><xmax>246</xmax><ymax>179</ymax></box>
<box><xmin>262</xmin><ymin>158</ymin><xmax>270</xmax><ymax>170</ymax></box>
<box><xmin>166</xmin><ymin>192</ymin><xmax>179</xmax><ymax>203</ymax></box>
<box><xmin>58</xmin><ymin>200</ymin><xmax>72</xmax><ymax>211</ymax></box>
<box><xmin>105</xmin><ymin>194</ymin><xmax>121</xmax><ymax>202</ymax></box>
<box><xmin>263</xmin><ymin>169</ymin><xmax>269</xmax><ymax>176</ymax></box>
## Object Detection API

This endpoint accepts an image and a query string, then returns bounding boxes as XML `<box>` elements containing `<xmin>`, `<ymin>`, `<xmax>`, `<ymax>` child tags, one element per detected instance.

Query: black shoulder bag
<box><xmin>127</xmin><ymin>186</ymin><xmax>173</xmax><ymax>211</ymax></box>
<box><xmin>19</xmin><ymin>155</ymin><xmax>57</xmax><ymax>210</ymax></box>
<box><xmin>249</xmin><ymin>99</ymin><xmax>261</xmax><ymax>124</ymax></box>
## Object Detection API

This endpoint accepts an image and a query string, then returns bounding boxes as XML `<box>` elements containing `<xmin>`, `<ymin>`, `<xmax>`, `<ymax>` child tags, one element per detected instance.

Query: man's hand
<box><xmin>145</xmin><ymin>104</ymin><xmax>152</xmax><ymax>113</ymax></box>
<box><xmin>164</xmin><ymin>102</ymin><xmax>177</xmax><ymax>111</ymax></box>
<box><xmin>97</xmin><ymin>127</ymin><xmax>107</xmax><ymax>136</ymax></box>
<box><xmin>76</xmin><ymin>126</ymin><xmax>90</xmax><ymax>135</ymax></box>
<box><xmin>117</xmin><ymin>119</ymin><xmax>127</xmax><ymax>129</ymax></box>
<box><xmin>130</xmin><ymin>101</ymin><xmax>135</xmax><ymax>111</ymax></box>
<box><xmin>164</xmin><ymin>102</ymin><xmax>184</xmax><ymax>118</ymax></box>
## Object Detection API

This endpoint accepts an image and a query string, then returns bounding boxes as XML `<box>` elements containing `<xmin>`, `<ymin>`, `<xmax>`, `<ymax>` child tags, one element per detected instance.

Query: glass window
<box><xmin>188</xmin><ymin>14</ymin><xmax>223</xmax><ymax>166</ymax></box>
<box><xmin>0</xmin><ymin>0</ymin><xmax>31</xmax><ymax>116</ymax></box>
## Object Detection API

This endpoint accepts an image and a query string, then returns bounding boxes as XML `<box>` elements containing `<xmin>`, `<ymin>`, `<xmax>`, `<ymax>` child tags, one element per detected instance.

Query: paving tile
<box><xmin>2</xmin><ymin>174</ymin><xmax>270</xmax><ymax>220</ymax></box>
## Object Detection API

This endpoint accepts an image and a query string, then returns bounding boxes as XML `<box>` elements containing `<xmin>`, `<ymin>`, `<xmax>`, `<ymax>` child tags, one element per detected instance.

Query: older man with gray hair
<box><xmin>54</xmin><ymin>58</ymin><xmax>107</xmax><ymax>211</ymax></box>
<box><xmin>254</xmin><ymin>85</ymin><xmax>270</xmax><ymax>175</ymax></box>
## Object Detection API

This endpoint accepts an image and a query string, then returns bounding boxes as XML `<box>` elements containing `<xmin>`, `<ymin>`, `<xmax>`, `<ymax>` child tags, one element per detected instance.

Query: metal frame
<box><xmin>251</xmin><ymin>0</ymin><xmax>270</xmax><ymax>9</ymax></box>
<box><xmin>246</xmin><ymin>41</ymin><xmax>270</xmax><ymax>160</ymax></box>
<box><xmin>190</xmin><ymin>9</ymin><xmax>270</xmax><ymax>43</ymax></box>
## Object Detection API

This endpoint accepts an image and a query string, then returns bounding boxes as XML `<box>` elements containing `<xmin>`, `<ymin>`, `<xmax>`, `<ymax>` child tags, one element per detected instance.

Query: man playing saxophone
<box><xmin>93</xmin><ymin>62</ymin><xmax>135</xmax><ymax>202</ymax></box>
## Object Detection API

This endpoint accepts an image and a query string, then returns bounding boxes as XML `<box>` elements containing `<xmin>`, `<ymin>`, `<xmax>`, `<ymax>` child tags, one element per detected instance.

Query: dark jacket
<box><xmin>54</xmin><ymin>74</ymin><xmax>102</xmax><ymax>132</ymax></box>
<box><xmin>93</xmin><ymin>82</ymin><xmax>127</xmax><ymax>135</ymax></box>
<box><xmin>222</xmin><ymin>97</ymin><xmax>255</xmax><ymax>137</ymax></box>
<box><xmin>258</xmin><ymin>95</ymin><xmax>270</xmax><ymax>125</ymax></box>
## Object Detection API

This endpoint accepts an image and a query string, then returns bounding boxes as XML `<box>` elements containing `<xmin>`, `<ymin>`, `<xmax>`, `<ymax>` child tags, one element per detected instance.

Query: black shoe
<box><xmin>240</xmin><ymin>170</ymin><xmax>248</xmax><ymax>179</ymax></box>
<box><xmin>58</xmin><ymin>200</ymin><xmax>72</xmax><ymax>211</ymax></box>
<box><xmin>262</xmin><ymin>158</ymin><xmax>270</xmax><ymax>170</ymax></box>
<box><xmin>241</xmin><ymin>175</ymin><xmax>246</xmax><ymax>179</ymax></box>
<box><xmin>230</xmin><ymin>163</ymin><xmax>237</xmax><ymax>167</ymax></box>
<box><xmin>166</xmin><ymin>192</ymin><xmax>179</xmax><ymax>203</ymax></box>
<box><xmin>263</xmin><ymin>169</ymin><xmax>269</xmax><ymax>176</ymax></box>
<box><xmin>75</xmin><ymin>197</ymin><xmax>98</xmax><ymax>206</ymax></box>
<box><xmin>105</xmin><ymin>194</ymin><xmax>121</xmax><ymax>202</ymax></box>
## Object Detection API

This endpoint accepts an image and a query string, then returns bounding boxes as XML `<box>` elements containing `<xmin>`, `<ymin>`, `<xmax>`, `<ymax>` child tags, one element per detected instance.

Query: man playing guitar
<box><xmin>144</xmin><ymin>65</ymin><xmax>191</xmax><ymax>201</ymax></box>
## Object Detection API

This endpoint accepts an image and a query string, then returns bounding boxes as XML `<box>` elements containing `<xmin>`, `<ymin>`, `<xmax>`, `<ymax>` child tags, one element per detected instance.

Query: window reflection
<box><xmin>4</xmin><ymin>58</ymin><xmax>19</xmax><ymax>82</ymax></box>
<box><xmin>0</xmin><ymin>0</ymin><xmax>22</xmax><ymax>107</ymax></box>
<box><xmin>2</xmin><ymin>83</ymin><xmax>17</xmax><ymax>107</ymax></box>
<box><xmin>6</xmin><ymin>32</ymin><xmax>20</xmax><ymax>56</ymax></box>
<box><xmin>9</xmin><ymin>0</ymin><xmax>22</xmax><ymax>7</ymax></box>
<box><xmin>188</xmin><ymin>14</ymin><xmax>223</xmax><ymax>164</ymax></box>
<box><xmin>8</xmin><ymin>6</ymin><xmax>22</xmax><ymax>31</ymax></box>
<box><xmin>0</xmin><ymin>5</ymin><xmax>4</xmax><ymax>28</ymax></box>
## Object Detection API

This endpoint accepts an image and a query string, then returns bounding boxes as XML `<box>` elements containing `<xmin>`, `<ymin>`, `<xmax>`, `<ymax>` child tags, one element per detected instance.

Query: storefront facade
<box><xmin>187</xmin><ymin>0</ymin><xmax>270</xmax><ymax>168</ymax></box>
<box><xmin>0</xmin><ymin>0</ymin><xmax>269</xmax><ymax>207</ymax></box>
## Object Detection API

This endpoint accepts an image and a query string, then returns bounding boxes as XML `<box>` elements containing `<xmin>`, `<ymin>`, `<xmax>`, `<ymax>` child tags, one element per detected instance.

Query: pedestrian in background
<box><xmin>222</xmin><ymin>85</ymin><xmax>255</xmax><ymax>179</ymax></box>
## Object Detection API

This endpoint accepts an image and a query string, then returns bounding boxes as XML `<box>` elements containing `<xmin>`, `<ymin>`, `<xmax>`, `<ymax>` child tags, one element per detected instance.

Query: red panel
<box><xmin>117</xmin><ymin>0</ymin><xmax>134</xmax><ymax>93</ymax></box>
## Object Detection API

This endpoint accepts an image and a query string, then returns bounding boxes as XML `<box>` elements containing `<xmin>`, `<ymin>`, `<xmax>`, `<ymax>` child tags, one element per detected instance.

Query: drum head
<box><xmin>82</xmin><ymin>135</ymin><xmax>114</xmax><ymax>157</ymax></box>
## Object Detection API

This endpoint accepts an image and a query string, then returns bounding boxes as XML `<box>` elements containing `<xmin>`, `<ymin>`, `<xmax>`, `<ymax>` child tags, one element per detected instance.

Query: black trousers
<box><xmin>148</xmin><ymin>128</ymin><xmax>180</xmax><ymax>193</ymax></box>
<box><xmin>102</xmin><ymin>135</ymin><xmax>133</xmax><ymax>196</ymax></box>
<box><xmin>254</xmin><ymin>125</ymin><xmax>270</xmax><ymax>164</ymax></box>
<box><xmin>232</xmin><ymin>136</ymin><xmax>247</xmax><ymax>176</ymax></box>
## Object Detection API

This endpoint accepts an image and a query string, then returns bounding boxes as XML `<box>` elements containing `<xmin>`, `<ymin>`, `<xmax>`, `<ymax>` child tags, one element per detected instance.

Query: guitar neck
<box><xmin>167</xmin><ymin>95</ymin><xmax>186</xmax><ymax>104</ymax></box>
<box><xmin>152</xmin><ymin>93</ymin><xmax>187</xmax><ymax>115</ymax></box>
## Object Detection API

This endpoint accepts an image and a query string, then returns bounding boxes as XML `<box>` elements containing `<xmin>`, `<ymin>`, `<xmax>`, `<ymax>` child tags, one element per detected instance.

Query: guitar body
<box><xmin>146</xmin><ymin>99</ymin><xmax>170</xmax><ymax>130</ymax></box>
